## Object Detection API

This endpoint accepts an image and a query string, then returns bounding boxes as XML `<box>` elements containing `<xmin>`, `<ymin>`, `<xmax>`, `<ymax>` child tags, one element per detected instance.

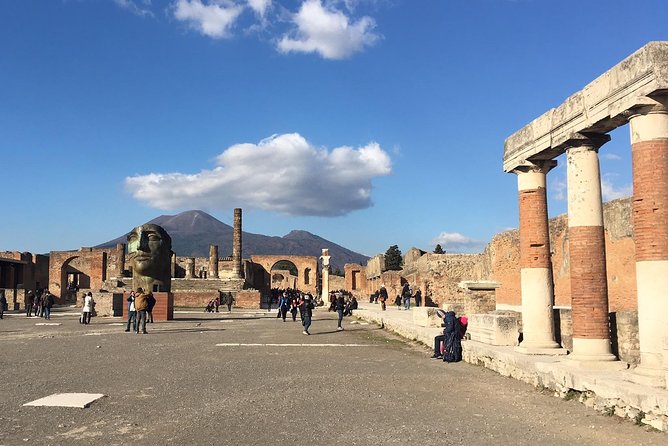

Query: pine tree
<box><xmin>434</xmin><ymin>244</ymin><xmax>445</xmax><ymax>254</ymax></box>
<box><xmin>384</xmin><ymin>245</ymin><xmax>403</xmax><ymax>271</ymax></box>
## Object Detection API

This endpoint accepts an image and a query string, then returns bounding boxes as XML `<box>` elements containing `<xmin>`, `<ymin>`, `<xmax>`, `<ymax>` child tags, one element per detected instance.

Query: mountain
<box><xmin>96</xmin><ymin>210</ymin><xmax>369</xmax><ymax>272</ymax></box>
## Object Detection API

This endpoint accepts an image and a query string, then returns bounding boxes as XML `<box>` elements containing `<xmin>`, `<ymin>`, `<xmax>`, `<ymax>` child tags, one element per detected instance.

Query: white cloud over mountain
<box><xmin>277</xmin><ymin>0</ymin><xmax>380</xmax><ymax>59</ymax></box>
<box><xmin>125</xmin><ymin>133</ymin><xmax>392</xmax><ymax>216</ymax></box>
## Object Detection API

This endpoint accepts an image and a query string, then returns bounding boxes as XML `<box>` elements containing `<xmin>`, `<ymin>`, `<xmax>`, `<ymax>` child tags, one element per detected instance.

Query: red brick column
<box><xmin>566</xmin><ymin>134</ymin><xmax>617</xmax><ymax>362</ymax></box>
<box><xmin>629</xmin><ymin>100</ymin><xmax>668</xmax><ymax>384</ymax></box>
<box><xmin>513</xmin><ymin>161</ymin><xmax>564</xmax><ymax>354</ymax></box>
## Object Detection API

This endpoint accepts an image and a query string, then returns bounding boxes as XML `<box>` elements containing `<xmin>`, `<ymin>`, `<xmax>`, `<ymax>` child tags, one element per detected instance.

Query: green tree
<box><xmin>433</xmin><ymin>244</ymin><xmax>445</xmax><ymax>254</ymax></box>
<box><xmin>384</xmin><ymin>245</ymin><xmax>403</xmax><ymax>271</ymax></box>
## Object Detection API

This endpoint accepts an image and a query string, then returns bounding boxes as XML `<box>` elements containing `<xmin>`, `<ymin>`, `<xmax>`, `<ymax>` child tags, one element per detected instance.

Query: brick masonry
<box><xmin>632</xmin><ymin>139</ymin><xmax>668</xmax><ymax>261</ymax></box>
<box><xmin>519</xmin><ymin>187</ymin><xmax>551</xmax><ymax>269</ymax></box>
<box><xmin>569</xmin><ymin>225</ymin><xmax>610</xmax><ymax>340</ymax></box>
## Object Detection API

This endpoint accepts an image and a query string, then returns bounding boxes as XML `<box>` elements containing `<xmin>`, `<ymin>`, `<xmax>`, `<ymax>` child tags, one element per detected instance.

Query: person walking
<box><xmin>0</xmin><ymin>290</ymin><xmax>7</xmax><ymax>319</ymax></box>
<box><xmin>134</xmin><ymin>288</ymin><xmax>149</xmax><ymax>334</ymax></box>
<box><xmin>42</xmin><ymin>290</ymin><xmax>54</xmax><ymax>320</ymax></box>
<box><xmin>335</xmin><ymin>293</ymin><xmax>345</xmax><ymax>331</ymax></box>
<box><xmin>301</xmin><ymin>294</ymin><xmax>314</xmax><ymax>335</ymax></box>
<box><xmin>82</xmin><ymin>292</ymin><xmax>94</xmax><ymax>325</ymax></box>
<box><xmin>25</xmin><ymin>289</ymin><xmax>35</xmax><ymax>317</ymax></box>
<box><xmin>125</xmin><ymin>291</ymin><xmax>137</xmax><ymax>332</ymax></box>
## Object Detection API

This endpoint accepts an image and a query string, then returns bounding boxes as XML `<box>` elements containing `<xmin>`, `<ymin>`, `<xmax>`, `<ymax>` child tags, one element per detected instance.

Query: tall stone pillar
<box><xmin>321</xmin><ymin>249</ymin><xmax>330</xmax><ymax>304</ymax></box>
<box><xmin>170</xmin><ymin>253</ymin><xmax>176</xmax><ymax>278</ymax></box>
<box><xmin>233</xmin><ymin>208</ymin><xmax>242</xmax><ymax>279</ymax></box>
<box><xmin>209</xmin><ymin>245</ymin><xmax>219</xmax><ymax>280</ymax></box>
<box><xmin>185</xmin><ymin>258</ymin><xmax>195</xmax><ymax>279</ymax></box>
<box><xmin>513</xmin><ymin>161</ymin><xmax>565</xmax><ymax>354</ymax></box>
<box><xmin>565</xmin><ymin>134</ymin><xmax>616</xmax><ymax>363</ymax></box>
<box><xmin>628</xmin><ymin>99</ymin><xmax>668</xmax><ymax>385</ymax></box>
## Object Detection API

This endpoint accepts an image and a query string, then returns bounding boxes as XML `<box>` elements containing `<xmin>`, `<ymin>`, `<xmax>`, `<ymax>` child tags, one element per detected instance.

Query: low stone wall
<box><xmin>76</xmin><ymin>291</ymin><xmax>123</xmax><ymax>317</ymax></box>
<box><xmin>173</xmin><ymin>291</ymin><xmax>219</xmax><ymax>309</ymax></box>
<box><xmin>235</xmin><ymin>290</ymin><xmax>261</xmax><ymax>309</ymax></box>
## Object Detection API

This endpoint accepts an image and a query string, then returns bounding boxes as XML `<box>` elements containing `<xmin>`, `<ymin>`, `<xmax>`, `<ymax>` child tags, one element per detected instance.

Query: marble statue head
<box><xmin>127</xmin><ymin>223</ymin><xmax>172</xmax><ymax>293</ymax></box>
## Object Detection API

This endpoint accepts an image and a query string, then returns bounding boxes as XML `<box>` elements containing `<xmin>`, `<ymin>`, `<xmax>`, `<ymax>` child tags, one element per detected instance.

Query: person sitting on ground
<box><xmin>205</xmin><ymin>299</ymin><xmax>215</xmax><ymax>313</ymax></box>
<box><xmin>432</xmin><ymin>310</ymin><xmax>463</xmax><ymax>362</ymax></box>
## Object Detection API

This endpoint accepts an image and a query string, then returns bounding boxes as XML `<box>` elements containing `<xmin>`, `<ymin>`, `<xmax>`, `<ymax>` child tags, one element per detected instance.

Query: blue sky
<box><xmin>0</xmin><ymin>0</ymin><xmax>665</xmax><ymax>257</ymax></box>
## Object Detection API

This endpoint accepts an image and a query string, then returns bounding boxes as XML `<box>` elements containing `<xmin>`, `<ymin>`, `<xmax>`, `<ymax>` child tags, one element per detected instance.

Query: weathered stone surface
<box><xmin>469</xmin><ymin>312</ymin><xmax>521</xmax><ymax>346</ymax></box>
<box><xmin>504</xmin><ymin>41</ymin><xmax>668</xmax><ymax>171</ymax></box>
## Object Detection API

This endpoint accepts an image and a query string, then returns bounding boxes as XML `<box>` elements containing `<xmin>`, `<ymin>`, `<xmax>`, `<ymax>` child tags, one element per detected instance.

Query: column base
<box><xmin>566</xmin><ymin>353</ymin><xmax>627</xmax><ymax>370</ymax></box>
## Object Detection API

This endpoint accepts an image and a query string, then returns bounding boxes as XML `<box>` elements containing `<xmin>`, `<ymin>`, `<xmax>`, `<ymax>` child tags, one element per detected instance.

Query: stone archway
<box><xmin>250</xmin><ymin>255</ymin><xmax>318</xmax><ymax>296</ymax></box>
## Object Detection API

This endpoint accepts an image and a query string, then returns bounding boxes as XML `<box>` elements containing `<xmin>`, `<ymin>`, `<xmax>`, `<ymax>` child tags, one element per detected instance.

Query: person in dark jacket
<box><xmin>432</xmin><ymin>311</ymin><xmax>462</xmax><ymax>362</ymax></box>
<box><xmin>0</xmin><ymin>290</ymin><xmax>8</xmax><ymax>319</ymax></box>
<box><xmin>378</xmin><ymin>285</ymin><xmax>388</xmax><ymax>311</ymax></box>
<box><xmin>335</xmin><ymin>294</ymin><xmax>345</xmax><ymax>331</ymax></box>
<box><xmin>146</xmin><ymin>293</ymin><xmax>156</xmax><ymax>323</ymax></box>
<box><xmin>42</xmin><ymin>290</ymin><xmax>55</xmax><ymax>320</ymax></box>
<box><xmin>301</xmin><ymin>294</ymin><xmax>314</xmax><ymax>335</ymax></box>
<box><xmin>414</xmin><ymin>289</ymin><xmax>422</xmax><ymax>307</ymax></box>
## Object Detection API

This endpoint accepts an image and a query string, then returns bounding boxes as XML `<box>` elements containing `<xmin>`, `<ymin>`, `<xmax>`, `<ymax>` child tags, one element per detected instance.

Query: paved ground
<box><xmin>0</xmin><ymin>308</ymin><xmax>663</xmax><ymax>445</ymax></box>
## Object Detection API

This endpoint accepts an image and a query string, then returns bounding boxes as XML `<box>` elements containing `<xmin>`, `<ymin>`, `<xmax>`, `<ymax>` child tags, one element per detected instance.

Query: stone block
<box><xmin>468</xmin><ymin>312</ymin><xmax>520</xmax><ymax>346</ymax></box>
<box><xmin>412</xmin><ymin>307</ymin><xmax>442</xmax><ymax>328</ymax></box>
<box><xmin>235</xmin><ymin>290</ymin><xmax>261</xmax><ymax>309</ymax></box>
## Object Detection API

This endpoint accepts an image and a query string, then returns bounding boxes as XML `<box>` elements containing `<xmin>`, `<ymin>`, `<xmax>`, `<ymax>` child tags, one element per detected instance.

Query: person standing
<box><xmin>226</xmin><ymin>292</ymin><xmax>235</xmax><ymax>312</ymax></box>
<box><xmin>301</xmin><ymin>294</ymin><xmax>314</xmax><ymax>335</ymax></box>
<box><xmin>125</xmin><ymin>291</ymin><xmax>137</xmax><ymax>332</ymax></box>
<box><xmin>0</xmin><ymin>290</ymin><xmax>7</xmax><ymax>319</ymax></box>
<box><xmin>42</xmin><ymin>290</ymin><xmax>54</xmax><ymax>320</ymax></box>
<box><xmin>414</xmin><ymin>289</ymin><xmax>422</xmax><ymax>307</ymax></box>
<box><xmin>335</xmin><ymin>293</ymin><xmax>345</xmax><ymax>331</ymax></box>
<box><xmin>82</xmin><ymin>292</ymin><xmax>94</xmax><ymax>325</ymax></box>
<box><xmin>134</xmin><ymin>288</ymin><xmax>149</xmax><ymax>334</ymax></box>
<box><xmin>25</xmin><ymin>289</ymin><xmax>35</xmax><ymax>317</ymax></box>
<box><xmin>402</xmin><ymin>283</ymin><xmax>412</xmax><ymax>310</ymax></box>
<box><xmin>147</xmin><ymin>293</ymin><xmax>156</xmax><ymax>323</ymax></box>
<box><xmin>378</xmin><ymin>285</ymin><xmax>388</xmax><ymax>311</ymax></box>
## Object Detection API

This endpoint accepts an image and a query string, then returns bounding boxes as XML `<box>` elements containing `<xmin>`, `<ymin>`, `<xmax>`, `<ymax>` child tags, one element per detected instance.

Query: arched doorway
<box><xmin>270</xmin><ymin>260</ymin><xmax>299</xmax><ymax>290</ymax></box>
<box><xmin>60</xmin><ymin>256</ymin><xmax>91</xmax><ymax>303</ymax></box>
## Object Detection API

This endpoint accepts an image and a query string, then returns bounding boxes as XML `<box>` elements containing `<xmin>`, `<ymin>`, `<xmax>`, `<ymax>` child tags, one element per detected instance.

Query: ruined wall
<box><xmin>329</xmin><ymin>275</ymin><xmax>345</xmax><ymax>291</ymax></box>
<box><xmin>49</xmin><ymin>246</ymin><xmax>125</xmax><ymax>300</ymax></box>
<box><xmin>344</xmin><ymin>263</ymin><xmax>366</xmax><ymax>296</ymax></box>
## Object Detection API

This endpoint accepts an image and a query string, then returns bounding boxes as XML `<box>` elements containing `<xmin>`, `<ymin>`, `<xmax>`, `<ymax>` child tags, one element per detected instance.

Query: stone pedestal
<box><xmin>468</xmin><ymin>313</ymin><xmax>520</xmax><ymax>346</ymax></box>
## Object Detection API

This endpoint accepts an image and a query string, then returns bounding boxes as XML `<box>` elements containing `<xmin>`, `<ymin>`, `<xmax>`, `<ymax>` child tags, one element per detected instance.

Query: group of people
<box><xmin>24</xmin><ymin>289</ymin><xmax>56</xmax><ymax>319</ymax></box>
<box><xmin>327</xmin><ymin>291</ymin><xmax>358</xmax><ymax>329</ymax></box>
<box><xmin>205</xmin><ymin>291</ymin><xmax>235</xmax><ymax>313</ymax></box>
<box><xmin>272</xmin><ymin>288</ymin><xmax>317</xmax><ymax>334</ymax></box>
<box><xmin>124</xmin><ymin>288</ymin><xmax>155</xmax><ymax>334</ymax></box>
<box><xmin>372</xmin><ymin>283</ymin><xmax>422</xmax><ymax>311</ymax></box>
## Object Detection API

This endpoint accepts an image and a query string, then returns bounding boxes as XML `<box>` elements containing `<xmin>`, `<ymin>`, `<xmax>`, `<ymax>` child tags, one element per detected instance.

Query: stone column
<box><xmin>233</xmin><ymin>208</ymin><xmax>242</xmax><ymax>279</ymax></box>
<box><xmin>565</xmin><ymin>134</ymin><xmax>617</xmax><ymax>363</ymax></box>
<box><xmin>321</xmin><ymin>249</ymin><xmax>330</xmax><ymax>304</ymax></box>
<box><xmin>185</xmin><ymin>258</ymin><xmax>195</xmax><ymax>279</ymax></box>
<box><xmin>170</xmin><ymin>253</ymin><xmax>176</xmax><ymax>278</ymax></box>
<box><xmin>628</xmin><ymin>99</ymin><xmax>668</xmax><ymax>385</ymax></box>
<box><xmin>116</xmin><ymin>243</ymin><xmax>126</xmax><ymax>275</ymax></box>
<box><xmin>209</xmin><ymin>245</ymin><xmax>219</xmax><ymax>280</ymax></box>
<box><xmin>513</xmin><ymin>161</ymin><xmax>565</xmax><ymax>354</ymax></box>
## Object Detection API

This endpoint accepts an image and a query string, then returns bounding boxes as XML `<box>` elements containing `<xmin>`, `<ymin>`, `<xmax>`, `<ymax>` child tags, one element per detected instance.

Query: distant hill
<box><xmin>96</xmin><ymin>210</ymin><xmax>368</xmax><ymax>272</ymax></box>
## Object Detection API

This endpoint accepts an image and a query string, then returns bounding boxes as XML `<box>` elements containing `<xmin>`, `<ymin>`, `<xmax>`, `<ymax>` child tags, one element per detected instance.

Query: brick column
<box><xmin>513</xmin><ymin>161</ymin><xmax>565</xmax><ymax>354</ymax></box>
<box><xmin>209</xmin><ymin>245</ymin><xmax>219</xmax><ymax>280</ymax></box>
<box><xmin>628</xmin><ymin>99</ymin><xmax>668</xmax><ymax>384</ymax></box>
<box><xmin>566</xmin><ymin>134</ymin><xmax>617</xmax><ymax>362</ymax></box>
<box><xmin>233</xmin><ymin>208</ymin><xmax>242</xmax><ymax>279</ymax></box>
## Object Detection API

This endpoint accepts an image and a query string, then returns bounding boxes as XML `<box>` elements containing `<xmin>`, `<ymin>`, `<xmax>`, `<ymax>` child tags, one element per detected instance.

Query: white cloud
<box><xmin>114</xmin><ymin>0</ymin><xmax>154</xmax><ymax>17</ymax></box>
<box><xmin>277</xmin><ymin>0</ymin><xmax>380</xmax><ymax>59</ymax></box>
<box><xmin>247</xmin><ymin>0</ymin><xmax>271</xmax><ymax>17</ymax></box>
<box><xmin>430</xmin><ymin>232</ymin><xmax>485</xmax><ymax>253</ymax></box>
<box><xmin>125</xmin><ymin>133</ymin><xmax>392</xmax><ymax>216</ymax></box>
<box><xmin>602</xmin><ymin>152</ymin><xmax>622</xmax><ymax>161</ymax></box>
<box><xmin>173</xmin><ymin>0</ymin><xmax>244</xmax><ymax>39</ymax></box>
<box><xmin>601</xmin><ymin>174</ymin><xmax>632</xmax><ymax>201</ymax></box>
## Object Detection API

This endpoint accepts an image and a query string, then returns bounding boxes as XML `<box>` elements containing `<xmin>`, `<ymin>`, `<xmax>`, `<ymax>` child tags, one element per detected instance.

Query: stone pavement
<box><xmin>353</xmin><ymin>301</ymin><xmax>668</xmax><ymax>432</ymax></box>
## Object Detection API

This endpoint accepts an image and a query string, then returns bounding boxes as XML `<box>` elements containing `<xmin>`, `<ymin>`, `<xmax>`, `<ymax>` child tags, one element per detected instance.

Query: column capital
<box><xmin>512</xmin><ymin>159</ymin><xmax>557</xmax><ymax>176</ymax></box>
<box><xmin>624</xmin><ymin>95</ymin><xmax>668</xmax><ymax>120</ymax></box>
<box><xmin>563</xmin><ymin>133</ymin><xmax>611</xmax><ymax>151</ymax></box>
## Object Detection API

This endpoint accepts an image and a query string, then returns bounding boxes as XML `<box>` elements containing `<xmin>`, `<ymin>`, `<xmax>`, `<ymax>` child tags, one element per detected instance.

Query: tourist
<box><xmin>82</xmin><ymin>292</ymin><xmax>94</xmax><ymax>325</ymax></box>
<box><xmin>431</xmin><ymin>310</ymin><xmax>462</xmax><ymax>362</ymax></box>
<box><xmin>42</xmin><ymin>290</ymin><xmax>54</xmax><ymax>320</ymax></box>
<box><xmin>25</xmin><ymin>289</ymin><xmax>35</xmax><ymax>317</ymax></box>
<box><xmin>298</xmin><ymin>293</ymin><xmax>305</xmax><ymax>322</ymax></box>
<box><xmin>290</xmin><ymin>294</ymin><xmax>299</xmax><ymax>321</ymax></box>
<box><xmin>147</xmin><ymin>293</ymin><xmax>156</xmax><ymax>323</ymax></box>
<box><xmin>402</xmin><ymin>283</ymin><xmax>412</xmax><ymax>310</ymax></box>
<box><xmin>134</xmin><ymin>287</ymin><xmax>149</xmax><ymax>334</ymax></box>
<box><xmin>394</xmin><ymin>294</ymin><xmax>401</xmax><ymax>310</ymax></box>
<box><xmin>215</xmin><ymin>292</ymin><xmax>221</xmax><ymax>312</ymax></box>
<box><xmin>125</xmin><ymin>291</ymin><xmax>137</xmax><ymax>332</ymax></box>
<box><xmin>225</xmin><ymin>292</ymin><xmax>235</xmax><ymax>312</ymax></box>
<box><xmin>34</xmin><ymin>290</ymin><xmax>43</xmax><ymax>317</ymax></box>
<box><xmin>378</xmin><ymin>285</ymin><xmax>388</xmax><ymax>311</ymax></box>
<box><xmin>279</xmin><ymin>293</ymin><xmax>289</xmax><ymax>322</ymax></box>
<box><xmin>301</xmin><ymin>294</ymin><xmax>314</xmax><ymax>335</ymax></box>
<box><xmin>414</xmin><ymin>289</ymin><xmax>422</xmax><ymax>307</ymax></box>
<box><xmin>335</xmin><ymin>293</ymin><xmax>345</xmax><ymax>331</ymax></box>
<box><xmin>0</xmin><ymin>290</ymin><xmax>7</xmax><ymax>319</ymax></box>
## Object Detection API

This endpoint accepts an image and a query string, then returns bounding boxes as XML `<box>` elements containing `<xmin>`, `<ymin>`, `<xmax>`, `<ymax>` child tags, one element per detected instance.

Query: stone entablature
<box><xmin>504</xmin><ymin>41</ymin><xmax>668</xmax><ymax>172</ymax></box>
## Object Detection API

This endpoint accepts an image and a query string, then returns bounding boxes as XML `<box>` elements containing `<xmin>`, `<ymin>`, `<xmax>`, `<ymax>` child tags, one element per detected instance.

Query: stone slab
<box><xmin>468</xmin><ymin>313</ymin><xmax>520</xmax><ymax>346</ymax></box>
<box><xmin>411</xmin><ymin>307</ymin><xmax>442</xmax><ymax>328</ymax></box>
<box><xmin>23</xmin><ymin>393</ymin><xmax>106</xmax><ymax>408</ymax></box>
